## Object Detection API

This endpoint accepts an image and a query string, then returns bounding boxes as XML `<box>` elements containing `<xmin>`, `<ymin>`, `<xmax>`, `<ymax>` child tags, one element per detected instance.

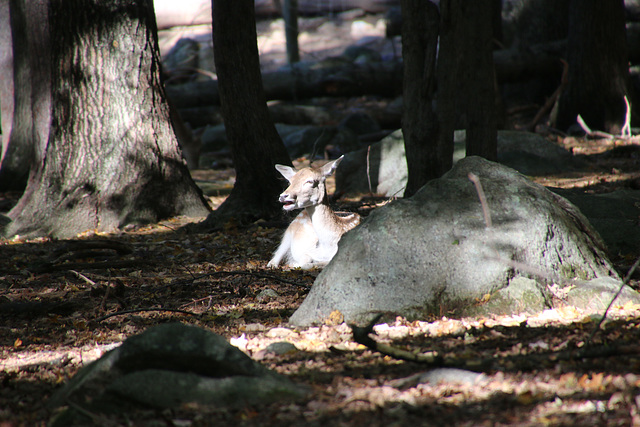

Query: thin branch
<box><xmin>65</xmin><ymin>399</ymin><xmax>109</xmax><ymax>425</ymax></box>
<box><xmin>179</xmin><ymin>295</ymin><xmax>213</xmax><ymax>310</ymax></box>
<box><xmin>366</xmin><ymin>145</ymin><xmax>373</xmax><ymax>195</ymax></box>
<box><xmin>100</xmin><ymin>281</ymin><xmax>111</xmax><ymax>312</ymax></box>
<box><xmin>171</xmin><ymin>270</ymin><xmax>311</xmax><ymax>288</ymax></box>
<box><xmin>34</xmin><ymin>259</ymin><xmax>151</xmax><ymax>273</ymax></box>
<box><xmin>68</xmin><ymin>270</ymin><xmax>96</xmax><ymax>286</ymax></box>
<box><xmin>468</xmin><ymin>173</ymin><xmax>492</xmax><ymax>228</ymax></box>
<box><xmin>586</xmin><ymin>256</ymin><xmax>640</xmax><ymax>344</ymax></box>
<box><xmin>577</xmin><ymin>114</ymin><xmax>614</xmax><ymax>139</ymax></box>
<box><xmin>526</xmin><ymin>58</ymin><xmax>568</xmax><ymax>131</ymax></box>
<box><xmin>576</xmin><ymin>114</ymin><xmax>592</xmax><ymax>134</ymax></box>
<box><xmin>622</xmin><ymin>95</ymin><xmax>632</xmax><ymax>138</ymax></box>
<box><xmin>351</xmin><ymin>314</ymin><xmax>442</xmax><ymax>364</ymax></box>
<box><xmin>94</xmin><ymin>307</ymin><xmax>199</xmax><ymax>322</ymax></box>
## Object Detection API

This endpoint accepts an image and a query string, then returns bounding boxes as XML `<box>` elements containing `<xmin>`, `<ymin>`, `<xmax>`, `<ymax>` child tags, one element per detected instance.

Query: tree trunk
<box><xmin>438</xmin><ymin>0</ymin><xmax>497</xmax><ymax>161</ymax></box>
<box><xmin>401</xmin><ymin>0</ymin><xmax>444</xmax><ymax>197</ymax></box>
<box><xmin>205</xmin><ymin>0</ymin><xmax>292</xmax><ymax>225</ymax></box>
<box><xmin>5</xmin><ymin>0</ymin><xmax>210</xmax><ymax>239</ymax></box>
<box><xmin>555</xmin><ymin>0</ymin><xmax>635</xmax><ymax>134</ymax></box>
<box><xmin>283</xmin><ymin>0</ymin><xmax>300</xmax><ymax>65</ymax></box>
<box><xmin>0</xmin><ymin>0</ymin><xmax>49</xmax><ymax>192</ymax></box>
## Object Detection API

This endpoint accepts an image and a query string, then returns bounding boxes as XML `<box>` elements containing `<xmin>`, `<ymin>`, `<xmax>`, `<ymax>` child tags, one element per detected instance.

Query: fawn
<box><xmin>267</xmin><ymin>156</ymin><xmax>361</xmax><ymax>269</ymax></box>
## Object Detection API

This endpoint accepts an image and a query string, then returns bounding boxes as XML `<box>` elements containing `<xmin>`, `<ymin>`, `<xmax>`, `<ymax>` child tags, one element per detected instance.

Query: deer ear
<box><xmin>321</xmin><ymin>155</ymin><xmax>344</xmax><ymax>177</ymax></box>
<box><xmin>275</xmin><ymin>164</ymin><xmax>297</xmax><ymax>182</ymax></box>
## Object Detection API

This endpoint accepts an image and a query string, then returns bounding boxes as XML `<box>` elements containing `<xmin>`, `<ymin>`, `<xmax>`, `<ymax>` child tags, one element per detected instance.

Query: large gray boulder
<box><xmin>290</xmin><ymin>157</ymin><xmax>628</xmax><ymax>326</ymax></box>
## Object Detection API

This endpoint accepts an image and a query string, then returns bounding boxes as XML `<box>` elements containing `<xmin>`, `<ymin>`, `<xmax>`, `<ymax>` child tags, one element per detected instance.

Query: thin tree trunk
<box><xmin>0</xmin><ymin>0</ymin><xmax>49</xmax><ymax>191</ymax></box>
<box><xmin>283</xmin><ymin>0</ymin><xmax>300</xmax><ymax>65</ymax></box>
<box><xmin>555</xmin><ymin>0</ymin><xmax>634</xmax><ymax>134</ymax></box>
<box><xmin>438</xmin><ymin>0</ymin><xmax>497</xmax><ymax>161</ymax></box>
<box><xmin>205</xmin><ymin>0</ymin><xmax>292</xmax><ymax>225</ymax></box>
<box><xmin>6</xmin><ymin>0</ymin><xmax>209</xmax><ymax>239</ymax></box>
<box><xmin>401</xmin><ymin>0</ymin><xmax>443</xmax><ymax>197</ymax></box>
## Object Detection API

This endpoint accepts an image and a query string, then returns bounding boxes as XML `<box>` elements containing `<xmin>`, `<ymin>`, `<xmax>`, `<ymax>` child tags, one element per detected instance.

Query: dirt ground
<box><xmin>1</xmin><ymin>134</ymin><xmax>640</xmax><ymax>426</ymax></box>
<box><xmin>3</xmin><ymin>10</ymin><xmax>640</xmax><ymax>427</ymax></box>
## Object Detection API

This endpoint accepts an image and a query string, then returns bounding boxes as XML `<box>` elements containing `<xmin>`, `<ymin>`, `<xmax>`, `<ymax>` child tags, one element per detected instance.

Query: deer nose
<box><xmin>279</xmin><ymin>193</ymin><xmax>288</xmax><ymax>203</ymax></box>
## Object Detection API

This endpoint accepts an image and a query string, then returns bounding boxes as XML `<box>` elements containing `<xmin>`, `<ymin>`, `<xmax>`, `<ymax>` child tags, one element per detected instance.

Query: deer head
<box><xmin>274</xmin><ymin>156</ymin><xmax>343</xmax><ymax>211</ymax></box>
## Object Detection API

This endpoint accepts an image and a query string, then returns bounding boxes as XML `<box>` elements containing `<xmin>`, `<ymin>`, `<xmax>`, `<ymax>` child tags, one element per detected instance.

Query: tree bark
<box><xmin>555</xmin><ymin>0</ymin><xmax>635</xmax><ymax>134</ymax></box>
<box><xmin>0</xmin><ymin>0</ymin><xmax>49</xmax><ymax>192</ymax></box>
<box><xmin>401</xmin><ymin>0</ymin><xmax>444</xmax><ymax>197</ymax></box>
<box><xmin>204</xmin><ymin>0</ymin><xmax>292</xmax><ymax>225</ymax></box>
<box><xmin>438</xmin><ymin>0</ymin><xmax>497</xmax><ymax>161</ymax></box>
<box><xmin>5</xmin><ymin>0</ymin><xmax>209</xmax><ymax>239</ymax></box>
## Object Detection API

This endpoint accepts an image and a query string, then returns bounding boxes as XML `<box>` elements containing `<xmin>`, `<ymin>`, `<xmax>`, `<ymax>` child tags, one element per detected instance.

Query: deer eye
<box><xmin>306</xmin><ymin>179</ymin><xmax>318</xmax><ymax>187</ymax></box>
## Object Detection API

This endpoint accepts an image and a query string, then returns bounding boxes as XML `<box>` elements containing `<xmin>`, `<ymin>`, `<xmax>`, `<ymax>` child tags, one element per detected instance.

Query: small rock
<box><xmin>265</xmin><ymin>342</ymin><xmax>299</xmax><ymax>355</ymax></box>
<box><xmin>256</xmin><ymin>288</ymin><xmax>279</xmax><ymax>302</ymax></box>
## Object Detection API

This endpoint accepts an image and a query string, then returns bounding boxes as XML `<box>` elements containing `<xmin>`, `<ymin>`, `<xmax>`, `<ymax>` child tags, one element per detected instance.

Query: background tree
<box><xmin>401</xmin><ymin>0</ymin><xmax>497</xmax><ymax>197</ymax></box>
<box><xmin>401</xmin><ymin>0</ymin><xmax>444</xmax><ymax>197</ymax></box>
<box><xmin>202</xmin><ymin>0</ymin><xmax>292</xmax><ymax>226</ymax></box>
<box><xmin>555</xmin><ymin>0</ymin><xmax>635</xmax><ymax>134</ymax></box>
<box><xmin>0</xmin><ymin>0</ymin><xmax>48</xmax><ymax>192</ymax></box>
<box><xmin>437</xmin><ymin>0</ymin><xmax>497</xmax><ymax>162</ymax></box>
<box><xmin>5</xmin><ymin>0</ymin><xmax>210</xmax><ymax>239</ymax></box>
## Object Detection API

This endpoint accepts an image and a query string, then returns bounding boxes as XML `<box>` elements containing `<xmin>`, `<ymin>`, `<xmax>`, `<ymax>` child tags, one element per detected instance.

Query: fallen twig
<box><xmin>577</xmin><ymin>95</ymin><xmax>636</xmax><ymax>140</ymax></box>
<box><xmin>94</xmin><ymin>307</ymin><xmax>199</xmax><ymax>322</ymax></box>
<box><xmin>34</xmin><ymin>259</ymin><xmax>151</xmax><ymax>273</ymax></box>
<box><xmin>622</xmin><ymin>96</ymin><xmax>632</xmax><ymax>138</ymax></box>
<box><xmin>577</xmin><ymin>114</ymin><xmax>614</xmax><ymax>139</ymax></box>
<box><xmin>170</xmin><ymin>270</ymin><xmax>311</xmax><ymax>289</ymax></box>
<box><xmin>68</xmin><ymin>270</ymin><xmax>96</xmax><ymax>286</ymax></box>
<box><xmin>350</xmin><ymin>314</ymin><xmax>442</xmax><ymax>364</ymax></box>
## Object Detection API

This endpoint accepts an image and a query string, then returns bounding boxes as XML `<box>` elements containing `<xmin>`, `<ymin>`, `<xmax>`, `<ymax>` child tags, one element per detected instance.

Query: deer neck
<box><xmin>304</xmin><ymin>202</ymin><xmax>341</xmax><ymax>244</ymax></box>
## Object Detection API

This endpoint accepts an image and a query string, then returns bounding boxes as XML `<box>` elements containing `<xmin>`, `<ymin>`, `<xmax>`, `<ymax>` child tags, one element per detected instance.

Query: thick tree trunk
<box><xmin>6</xmin><ymin>0</ymin><xmax>209</xmax><ymax>239</ymax></box>
<box><xmin>438</xmin><ymin>0</ymin><xmax>497</xmax><ymax>161</ymax></box>
<box><xmin>205</xmin><ymin>0</ymin><xmax>292</xmax><ymax>225</ymax></box>
<box><xmin>555</xmin><ymin>0</ymin><xmax>635</xmax><ymax>134</ymax></box>
<box><xmin>0</xmin><ymin>0</ymin><xmax>49</xmax><ymax>192</ymax></box>
<box><xmin>401</xmin><ymin>0</ymin><xmax>444</xmax><ymax>197</ymax></box>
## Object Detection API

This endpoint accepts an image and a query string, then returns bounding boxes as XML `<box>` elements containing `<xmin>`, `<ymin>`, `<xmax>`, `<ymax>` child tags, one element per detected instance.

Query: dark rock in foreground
<box><xmin>49</xmin><ymin>323</ymin><xmax>307</xmax><ymax>424</ymax></box>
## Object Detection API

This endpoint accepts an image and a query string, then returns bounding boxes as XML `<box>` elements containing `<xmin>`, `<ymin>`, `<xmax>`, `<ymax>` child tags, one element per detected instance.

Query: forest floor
<box><xmin>1</xmin><ymin>135</ymin><xmax>640</xmax><ymax>426</ymax></box>
<box><xmin>4</xmin><ymin>10</ymin><xmax>640</xmax><ymax>427</ymax></box>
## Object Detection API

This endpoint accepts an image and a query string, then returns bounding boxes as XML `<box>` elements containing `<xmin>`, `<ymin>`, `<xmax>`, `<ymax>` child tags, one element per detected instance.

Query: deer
<box><xmin>267</xmin><ymin>156</ymin><xmax>361</xmax><ymax>269</ymax></box>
